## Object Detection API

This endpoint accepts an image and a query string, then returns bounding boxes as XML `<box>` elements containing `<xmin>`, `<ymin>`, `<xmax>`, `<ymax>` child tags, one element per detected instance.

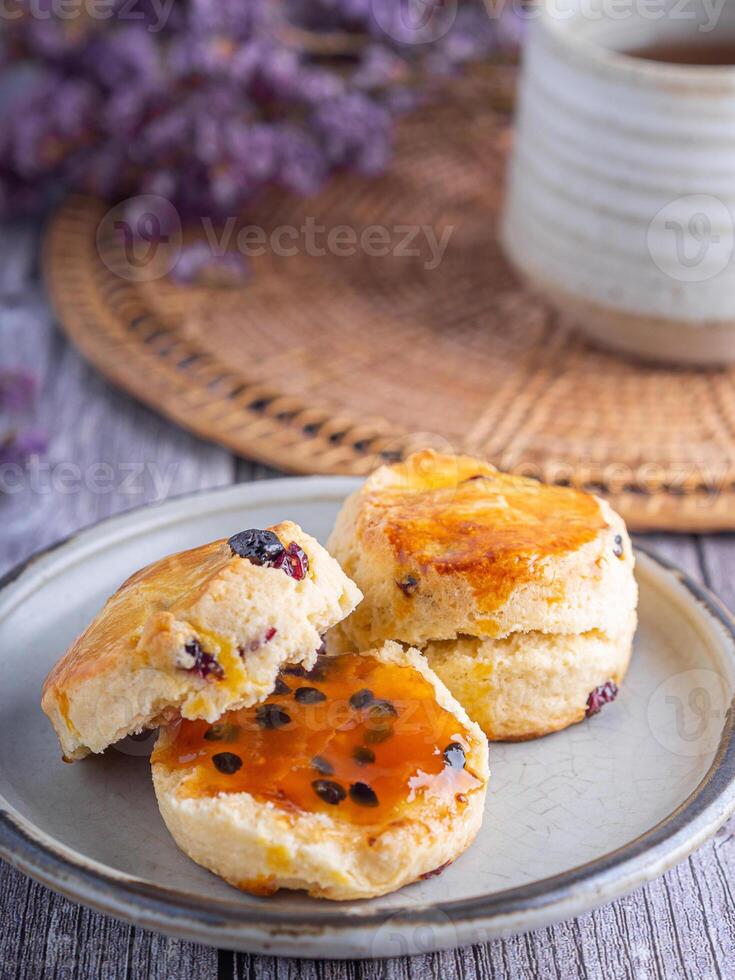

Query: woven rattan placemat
<box><xmin>43</xmin><ymin>86</ymin><xmax>735</xmax><ymax>531</ymax></box>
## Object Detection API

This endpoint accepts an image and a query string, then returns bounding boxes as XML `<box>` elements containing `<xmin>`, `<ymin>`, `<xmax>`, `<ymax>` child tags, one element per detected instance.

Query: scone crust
<box><xmin>42</xmin><ymin>521</ymin><xmax>362</xmax><ymax>760</ymax></box>
<box><xmin>423</xmin><ymin>613</ymin><xmax>636</xmax><ymax>740</ymax></box>
<box><xmin>328</xmin><ymin>450</ymin><xmax>637</xmax><ymax>648</ymax></box>
<box><xmin>151</xmin><ymin>642</ymin><xmax>489</xmax><ymax>901</ymax></box>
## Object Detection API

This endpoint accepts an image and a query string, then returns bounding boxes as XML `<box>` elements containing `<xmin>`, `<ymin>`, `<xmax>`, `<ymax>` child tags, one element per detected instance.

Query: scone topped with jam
<box><xmin>42</xmin><ymin>522</ymin><xmax>362</xmax><ymax>760</ymax></box>
<box><xmin>328</xmin><ymin>450</ymin><xmax>638</xmax><ymax>741</ymax></box>
<box><xmin>152</xmin><ymin>641</ymin><xmax>489</xmax><ymax>900</ymax></box>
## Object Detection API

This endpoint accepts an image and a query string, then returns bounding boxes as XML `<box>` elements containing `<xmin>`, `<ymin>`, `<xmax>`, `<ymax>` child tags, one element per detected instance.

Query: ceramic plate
<box><xmin>1</xmin><ymin>478</ymin><xmax>735</xmax><ymax>958</ymax></box>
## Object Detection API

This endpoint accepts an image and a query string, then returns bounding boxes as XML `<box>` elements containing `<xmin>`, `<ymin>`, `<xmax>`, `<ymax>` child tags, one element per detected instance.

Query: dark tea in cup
<box><xmin>625</xmin><ymin>41</ymin><xmax>735</xmax><ymax>64</ymax></box>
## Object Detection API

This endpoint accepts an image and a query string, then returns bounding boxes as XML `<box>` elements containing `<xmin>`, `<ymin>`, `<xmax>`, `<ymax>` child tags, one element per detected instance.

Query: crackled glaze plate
<box><xmin>1</xmin><ymin>478</ymin><xmax>735</xmax><ymax>958</ymax></box>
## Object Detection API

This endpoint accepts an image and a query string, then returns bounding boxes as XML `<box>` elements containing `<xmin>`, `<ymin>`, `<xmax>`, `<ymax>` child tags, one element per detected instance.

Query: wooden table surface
<box><xmin>2</xmin><ymin>223</ymin><xmax>735</xmax><ymax>979</ymax></box>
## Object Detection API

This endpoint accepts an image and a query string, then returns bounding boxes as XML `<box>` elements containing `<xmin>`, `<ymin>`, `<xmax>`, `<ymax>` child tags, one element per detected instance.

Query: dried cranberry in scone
<box><xmin>328</xmin><ymin>449</ymin><xmax>637</xmax><ymax>742</ymax></box>
<box><xmin>41</xmin><ymin>520</ymin><xmax>361</xmax><ymax>760</ymax></box>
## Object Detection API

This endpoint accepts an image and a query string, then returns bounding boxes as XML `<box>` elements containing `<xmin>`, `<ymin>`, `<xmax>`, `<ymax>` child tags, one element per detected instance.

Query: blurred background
<box><xmin>0</xmin><ymin>0</ymin><xmax>529</xmax><ymax>533</ymax></box>
<box><xmin>3</xmin><ymin>0</ymin><xmax>735</xmax><ymax>544</ymax></box>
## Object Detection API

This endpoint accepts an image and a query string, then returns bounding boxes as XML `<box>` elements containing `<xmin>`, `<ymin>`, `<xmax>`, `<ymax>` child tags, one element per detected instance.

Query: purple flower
<box><xmin>226</xmin><ymin>122</ymin><xmax>276</xmax><ymax>181</ymax></box>
<box><xmin>0</xmin><ymin>428</ymin><xmax>47</xmax><ymax>466</ymax></box>
<box><xmin>0</xmin><ymin>368</ymin><xmax>36</xmax><ymax>412</ymax></box>
<box><xmin>0</xmin><ymin>0</ymin><xmax>508</xmax><ymax>219</ymax></box>
<box><xmin>170</xmin><ymin>240</ymin><xmax>249</xmax><ymax>285</ymax></box>
<box><xmin>85</xmin><ymin>27</ymin><xmax>163</xmax><ymax>92</ymax></box>
<box><xmin>0</xmin><ymin>368</ymin><xmax>46</xmax><ymax>471</ymax></box>
<box><xmin>497</xmin><ymin>4</ymin><xmax>528</xmax><ymax>54</ymax></box>
<box><xmin>312</xmin><ymin>93</ymin><xmax>392</xmax><ymax>174</ymax></box>
<box><xmin>275</xmin><ymin>124</ymin><xmax>327</xmax><ymax>196</ymax></box>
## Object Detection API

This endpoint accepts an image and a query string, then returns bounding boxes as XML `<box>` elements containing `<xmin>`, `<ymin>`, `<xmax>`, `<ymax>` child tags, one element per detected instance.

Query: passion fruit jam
<box><xmin>153</xmin><ymin>652</ymin><xmax>484</xmax><ymax>825</ymax></box>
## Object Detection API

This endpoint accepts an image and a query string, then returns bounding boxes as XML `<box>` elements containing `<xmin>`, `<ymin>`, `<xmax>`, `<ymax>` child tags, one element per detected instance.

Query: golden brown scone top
<box><xmin>358</xmin><ymin>450</ymin><xmax>607</xmax><ymax>607</ymax></box>
<box><xmin>42</xmin><ymin>520</ymin><xmax>362</xmax><ymax>760</ymax></box>
<box><xmin>43</xmin><ymin>538</ymin><xmax>235</xmax><ymax>697</ymax></box>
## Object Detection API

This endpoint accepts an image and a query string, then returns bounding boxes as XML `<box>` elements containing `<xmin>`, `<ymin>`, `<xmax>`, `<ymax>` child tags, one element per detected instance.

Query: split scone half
<box><xmin>42</xmin><ymin>522</ymin><xmax>362</xmax><ymax>760</ymax></box>
<box><xmin>151</xmin><ymin>641</ymin><xmax>489</xmax><ymax>900</ymax></box>
<box><xmin>328</xmin><ymin>450</ymin><xmax>638</xmax><ymax>740</ymax></box>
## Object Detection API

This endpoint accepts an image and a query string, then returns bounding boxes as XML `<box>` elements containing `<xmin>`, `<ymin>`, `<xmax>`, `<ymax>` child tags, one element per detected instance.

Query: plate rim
<box><xmin>2</xmin><ymin>477</ymin><xmax>735</xmax><ymax>953</ymax></box>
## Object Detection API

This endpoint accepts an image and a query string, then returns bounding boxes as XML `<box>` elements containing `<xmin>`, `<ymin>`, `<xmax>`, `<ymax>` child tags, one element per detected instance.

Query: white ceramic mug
<box><xmin>502</xmin><ymin>0</ymin><xmax>735</xmax><ymax>365</ymax></box>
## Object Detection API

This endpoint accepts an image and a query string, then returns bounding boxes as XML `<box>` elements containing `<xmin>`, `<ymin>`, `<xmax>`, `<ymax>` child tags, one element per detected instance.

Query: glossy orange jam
<box><xmin>364</xmin><ymin>453</ymin><xmax>606</xmax><ymax>612</ymax></box>
<box><xmin>152</xmin><ymin>652</ymin><xmax>483</xmax><ymax>825</ymax></box>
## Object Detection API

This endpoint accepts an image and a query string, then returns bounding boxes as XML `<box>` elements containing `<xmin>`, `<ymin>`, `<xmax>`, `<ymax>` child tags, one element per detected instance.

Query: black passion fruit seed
<box><xmin>349</xmin><ymin>688</ymin><xmax>374</xmax><ymax>709</ymax></box>
<box><xmin>364</xmin><ymin>726</ymin><xmax>393</xmax><ymax>744</ymax></box>
<box><xmin>255</xmin><ymin>704</ymin><xmax>292</xmax><ymax>729</ymax></box>
<box><xmin>273</xmin><ymin>677</ymin><xmax>291</xmax><ymax>695</ymax></box>
<box><xmin>312</xmin><ymin>779</ymin><xmax>346</xmax><ymax>805</ymax></box>
<box><xmin>443</xmin><ymin>742</ymin><xmax>467</xmax><ymax>769</ymax></box>
<box><xmin>294</xmin><ymin>686</ymin><xmax>326</xmax><ymax>704</ymax></box>
<box><xmin>311</xmin><ymin>755</ymin><xmax>334</xmax><ymax>776</ymax></box>
<box><xmin>613</xmin><ymin>534</ymin><xmax>624</xmax><ymax>558</ymax></box>
<box><xmin>352</xmin><ymin>746</ymin><xmax>376</xmax><ymax>765</ymax></box>
<box><xmin>212</xmin><ymin>752</ymin><xmax>242</xmax><ymax>774</ymax></box>
<box><xmin>227</xmin><ymin>528</ymin><xmax>285</xmax><ymax>565</ymax></box>
<box><xmin>349</xmin><ymin>782</ymin><xmax>379</xmax><ymax>807</ymax></box>
<box><xmin>368</xmin><ymin>699</ymin><xmax>397</xmax><ymax>720</ymax></box>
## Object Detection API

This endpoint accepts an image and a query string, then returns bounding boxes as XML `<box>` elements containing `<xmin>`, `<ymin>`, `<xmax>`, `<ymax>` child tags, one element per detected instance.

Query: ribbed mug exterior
<box><xmin>502</xmin><ymin>0</ymin><xmax>735</xmax><ymax>364</ymax></box>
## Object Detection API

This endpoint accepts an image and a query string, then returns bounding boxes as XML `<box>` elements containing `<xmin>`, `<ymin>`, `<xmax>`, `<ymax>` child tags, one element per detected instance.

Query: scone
<box><xmin>151</xmin><ymin>641</ymin><xmax>489</xmax><ymax>900</ymax></box>
<box><xmin>42</xmin><ymin>522</ymin><xmax>362</xmax><ymax>760</ymax></box>
<box><xmin>328</xmin><ymin>450</ymin><xmax>637</xmax><ymax>740</ymax></box>
<box><xmin>422</xmin><ymin>618</ymin><xmax>635</xmax><ymax>740</ymax></box>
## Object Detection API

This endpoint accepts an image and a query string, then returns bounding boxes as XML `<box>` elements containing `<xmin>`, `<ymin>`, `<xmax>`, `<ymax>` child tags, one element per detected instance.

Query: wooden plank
<box><xmin>0</xmin><ymin>223</ymin><xmax>224</xmax><ymax>979</ymax></box>
<box><xmin>636</xmin><ymin>532</ymin><xmax>701</xmax><ymax>578</ymax></box>
<box><xmin>236</xmin><ymin>459</ymin><xmax>283</xmax><ymax>483</ymax></box>
<box><xmin>0</xmin><ymin>302</ymin><xmax>235</xmax><ymax>571</ymax></box>
<box><xmin>696</xmin><ymin>534</ymin><xmax>735</xmax><ymax>614</ymax></box>
<box><xmin>0</xmin><ymin>865</ymin><xmax>217</xmax><ymax>980</ymax></box>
